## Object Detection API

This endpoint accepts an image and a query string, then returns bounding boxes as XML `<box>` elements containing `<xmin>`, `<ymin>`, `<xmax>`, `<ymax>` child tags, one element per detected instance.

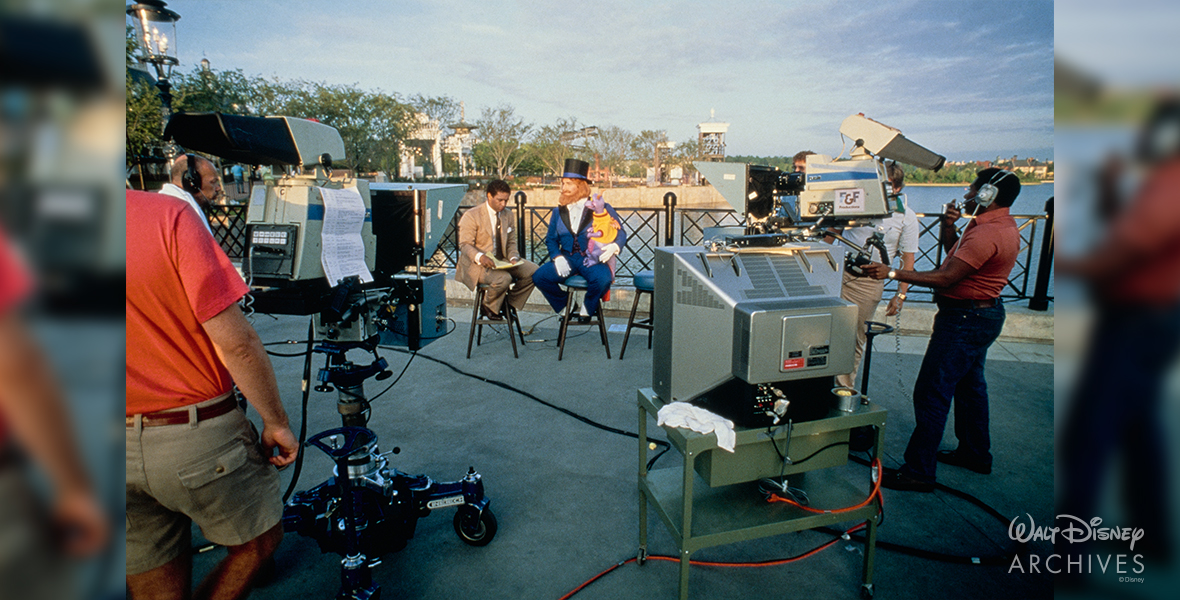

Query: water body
<box><xmin>902</xmin><ymin>182</ymin><xmax>1054</xmax><ymax>216</ymax></box>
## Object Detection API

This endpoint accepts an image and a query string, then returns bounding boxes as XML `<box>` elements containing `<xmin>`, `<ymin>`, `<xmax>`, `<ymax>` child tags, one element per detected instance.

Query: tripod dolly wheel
<box><xmin>453</xmin><ymin>506</ymin><xmax>498</xmax><ymax>546</ymax></box>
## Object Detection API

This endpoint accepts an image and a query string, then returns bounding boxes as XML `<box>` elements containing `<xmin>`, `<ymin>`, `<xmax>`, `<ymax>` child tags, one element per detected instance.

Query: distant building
<box><xmin>697</xmin><ymin>109</ymin><xmax>729</xmax><ymax>162</ymax></box>
<box><xmin>996</xmin><ymin>156</ymin><xmax>1053</xmax><ymax>178</ymax></box>
<box><xmin>1011</xmin><ymin>158</ymin><xmax>1052</xmax><ymax>179</ymax></box>
<box><xmin>401</xmin><ymin>112</ymin><xmax>442</xmax><ymax>179</ymax></box>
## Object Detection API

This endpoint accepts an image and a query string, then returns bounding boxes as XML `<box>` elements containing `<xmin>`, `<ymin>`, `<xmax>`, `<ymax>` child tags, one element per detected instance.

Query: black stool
<box><xmin>557</xmin><ymin>275</ymin><xmax>611</xmax><ymax>360</ymax></box>
<box><xmin>467</xmin><ymin>284</ymin><xmax>525</xmax><ymax>359</ymax></box>
<box><xmin>619</xmin><ymin>270</ymin><xmax>654</xmax><ymax>359</ymax></box>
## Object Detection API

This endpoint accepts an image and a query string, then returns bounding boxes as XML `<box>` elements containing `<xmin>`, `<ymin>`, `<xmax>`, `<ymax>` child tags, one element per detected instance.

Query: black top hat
<box><xmin>561</xmin><ymin>158</ymin><xmax>591</xmax><ymax>182</ymax></box>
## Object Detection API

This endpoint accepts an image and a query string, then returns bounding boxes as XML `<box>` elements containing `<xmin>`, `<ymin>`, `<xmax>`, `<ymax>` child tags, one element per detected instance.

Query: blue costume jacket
<box><xmin>532</xmin><ymin>200</ymin><xmax>627</xmax><ymax>316</ymax></box>
<box><xmin>545</xmin><ymin>202</ymin><xmax>627</xmax><ymax>263</ymax></box>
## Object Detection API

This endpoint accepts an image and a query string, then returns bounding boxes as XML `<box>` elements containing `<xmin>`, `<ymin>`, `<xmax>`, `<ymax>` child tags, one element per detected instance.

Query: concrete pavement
<box><xmin>183</xmin><ymin>299</ymin><xmax>1055</xmax><ymax>600</ymax></box>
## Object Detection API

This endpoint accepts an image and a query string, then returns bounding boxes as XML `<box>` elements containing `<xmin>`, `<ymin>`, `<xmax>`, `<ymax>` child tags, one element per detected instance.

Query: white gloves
<box><xmin>598</xmin><ymin>242</ymin><xmax>620</xmax><ymax>263</ymax></box>
<box><xmin>554</xmin><ymin>255</ymin><xmax>571</xmax><ymax>277</ymax></box>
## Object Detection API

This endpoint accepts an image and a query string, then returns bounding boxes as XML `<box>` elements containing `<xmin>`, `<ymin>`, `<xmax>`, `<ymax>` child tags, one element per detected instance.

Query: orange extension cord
<box><xmin>558</xmin><ymin>459</ymin><xmax>883</xmax><ymax>600</ymax></box>
<box><xmin>765</xmin><ymin>457</ymin><xmax>883</xmax><ymax>514</ymax></box>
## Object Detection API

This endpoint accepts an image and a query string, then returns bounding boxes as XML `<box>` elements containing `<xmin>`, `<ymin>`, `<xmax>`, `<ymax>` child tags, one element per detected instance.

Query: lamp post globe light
<box><xmin>126</xmin><ymin>1</ymin><xmax>180</xmax><ymax>127</ymax></box>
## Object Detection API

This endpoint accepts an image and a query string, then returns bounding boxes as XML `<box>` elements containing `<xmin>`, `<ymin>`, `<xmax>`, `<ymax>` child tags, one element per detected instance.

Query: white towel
<box><xmin>656</xmin><ymin>402</ymin><xmax>736</xmax><ymax>452</ymax></box>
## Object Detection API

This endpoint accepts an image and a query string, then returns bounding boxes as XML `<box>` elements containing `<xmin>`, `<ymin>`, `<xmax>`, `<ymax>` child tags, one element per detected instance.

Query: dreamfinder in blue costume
<box><xmin>533</xmin><ymin>158</ymin><xmax>627</xmax><ymax>319</ymax></box>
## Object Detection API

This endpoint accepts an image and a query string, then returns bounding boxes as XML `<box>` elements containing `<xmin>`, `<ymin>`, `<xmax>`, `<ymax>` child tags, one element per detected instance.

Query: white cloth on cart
<box><xmin>656</xmin><ymin>402</ymin><xmax>736</xmax><ymax>452</ymax></box>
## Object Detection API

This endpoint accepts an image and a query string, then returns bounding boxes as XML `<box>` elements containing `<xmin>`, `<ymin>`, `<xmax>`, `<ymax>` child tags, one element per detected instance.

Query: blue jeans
<box><xmin>901</xmin><ymin>303</ymin><xmax>1005</xmax><ymax>482</ymax></box>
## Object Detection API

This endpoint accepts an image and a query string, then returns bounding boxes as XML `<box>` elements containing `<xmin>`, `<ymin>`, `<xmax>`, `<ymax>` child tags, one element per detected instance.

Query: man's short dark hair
<box><xmin>886</xmin><ymin>161</ymin><xmax>905</xmax><ymax>189</ymax></box>
<box><xmin>973</xmin><ymin>167</ymin><xmax>1021</xmax><ymax>208</ymax></box>
<box><xmin>792</xmin><ymin>150</ymin><xmax>816</xmax><ymax>164</ymax></box>
<box><xmin>486</xmin><ymin>179</ymin><xmax>511</xmax><ymax>197</ymax></box>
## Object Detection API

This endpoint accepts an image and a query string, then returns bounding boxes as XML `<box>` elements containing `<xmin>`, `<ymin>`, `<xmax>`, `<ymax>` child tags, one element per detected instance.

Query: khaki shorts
<box><xmin>125</xmin><ymin>399</ymin><xmax>281</xmax><ymax>575</ymax></box>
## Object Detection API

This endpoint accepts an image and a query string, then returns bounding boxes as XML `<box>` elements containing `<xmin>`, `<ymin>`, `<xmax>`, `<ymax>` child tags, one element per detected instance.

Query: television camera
<box><xmin>663</xmin><ymin>114</ymin><xmax>943</xmax><ymax>428</ymax></box>
<box><xmin>166</xmin><ymin>112</ymin><xmax>494</xmax><ymax>599</ymax></box>
<box><xmin>695</xmin><ymin>113</ymin><xmax>945</xmax><ymax>272</ymax></box>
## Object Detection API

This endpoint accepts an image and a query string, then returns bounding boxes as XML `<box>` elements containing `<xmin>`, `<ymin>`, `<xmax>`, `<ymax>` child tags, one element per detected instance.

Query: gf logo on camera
<box><xmin>833</xmin><ymin>188</ymin><xmax>866</xmax><ymax>214</ymax></box>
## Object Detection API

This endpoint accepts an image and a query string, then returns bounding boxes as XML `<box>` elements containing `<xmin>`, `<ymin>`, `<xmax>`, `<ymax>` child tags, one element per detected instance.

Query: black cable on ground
<box><xmin>267</xmin><ymin>318</ymin><xmax>670</xmax><ymax>503</ymax></box>
<box><xmin>368</xmin><ymin>350</ymin><xmax>416</xmax><ymax>402</ymax></box>
<box><xmin>843</xmin><ymin>452</ymin><xmax>1028</xmax><ymax>564</ymax></box>
<box><xmin>380</xmin><ymin>346</ymin><xmax>672</xmax><ymax>456</ymax></box>
<box><xmin>645</xmin><ymin>444</ymin><xmax>670</xmax><ymax>471</ymax></box>
<box><xmin>847</xmin><ymin>453</ymin><xmax>1015</xmax><ymax>529</ymax></box>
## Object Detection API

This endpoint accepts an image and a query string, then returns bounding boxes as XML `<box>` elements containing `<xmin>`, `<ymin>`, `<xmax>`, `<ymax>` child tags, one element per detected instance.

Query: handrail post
<box><xmin>663</xmin><ymin>192</ymin><xmax>677</xmax><ymax>246</ymax></box>
<box><xmin>1028</xmin><ymin>197</ymin><xmax>1053</xmax><ymax>311</ymax></box>
<box><xmin>514</xmin><ymin>190</ymin><xmax>527</xmax><ymax>261</ymax></box>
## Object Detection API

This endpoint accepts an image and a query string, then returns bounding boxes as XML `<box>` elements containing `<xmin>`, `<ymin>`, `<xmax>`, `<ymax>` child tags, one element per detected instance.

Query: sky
<box><xmin>157</xmin><ymin>0</ymin><xmax>1054</xmax><ymax>163</ymax></box>
<box><xmin>1055</xmin><ymin>0</ymin><xmax>1180</xmax><ymax>88</ymax></box>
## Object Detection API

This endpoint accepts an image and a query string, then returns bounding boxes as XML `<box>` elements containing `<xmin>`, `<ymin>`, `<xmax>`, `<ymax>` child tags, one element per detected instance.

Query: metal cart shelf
<box><xmin>637</xmin><ymin>387</ymin><xmax>887</xmax><ymax>599</ymax></box>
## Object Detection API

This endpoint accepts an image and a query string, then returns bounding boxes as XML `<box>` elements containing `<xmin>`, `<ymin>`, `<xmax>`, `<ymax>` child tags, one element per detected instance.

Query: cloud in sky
<box><xmin>164</xmin><ymin>0</ymin><xmax>1052</xmax><ymax>161</ymax></box>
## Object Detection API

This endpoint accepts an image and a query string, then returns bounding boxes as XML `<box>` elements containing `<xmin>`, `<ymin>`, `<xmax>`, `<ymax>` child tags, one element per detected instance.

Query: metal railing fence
<box><xmin>208</xmin><ymin>193</ymin><xmax>1054</xmax><ymax>306</ymax></box>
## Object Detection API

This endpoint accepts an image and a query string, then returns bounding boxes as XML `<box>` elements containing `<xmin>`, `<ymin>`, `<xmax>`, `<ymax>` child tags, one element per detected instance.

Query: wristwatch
<box><xmin>888</xmin><ymin>269</ymin><xmax>897</xmax><ymax>280</ymax></box>
<box><xmin>896</xmin><ymin>292</ymin><xmax>907</xmax><ymax>300</ymax></box>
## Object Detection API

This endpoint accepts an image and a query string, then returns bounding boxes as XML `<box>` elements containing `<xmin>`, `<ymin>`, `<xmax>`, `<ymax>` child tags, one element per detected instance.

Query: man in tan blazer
<box><xmin>456</xmin><ymin>180</ymin><xmax>538</xmax><ymax>320</ymax></box>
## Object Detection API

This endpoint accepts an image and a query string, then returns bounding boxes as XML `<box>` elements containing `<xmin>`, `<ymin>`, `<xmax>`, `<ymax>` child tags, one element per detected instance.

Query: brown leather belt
<box><xmin>935</xmin><ymin>295</ymin><xmax>998</xmax><ymax>309</ymax></box>
<box><xmin>127</xmin><ymin>394</ymin><xmax>239</xmax><ymax>428</ymax></box>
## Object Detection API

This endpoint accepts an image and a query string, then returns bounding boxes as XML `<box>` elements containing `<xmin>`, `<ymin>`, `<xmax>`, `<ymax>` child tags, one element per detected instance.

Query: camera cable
<box><xmin>378</xmin><ymin>346</ymin><xmax>672</xmax><ymax>466</ymax></box>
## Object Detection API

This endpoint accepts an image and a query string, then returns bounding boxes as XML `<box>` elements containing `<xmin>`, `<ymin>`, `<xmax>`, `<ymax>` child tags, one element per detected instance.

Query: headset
<box><xmin>181</xmin><ymin>153</ymin><xmax>202</xmax><ymax>196</ymax></box>
<box><xmin>974</xmin><ymin>170</ymin><xmax>1014</xmax><ymax>208</ymax></box>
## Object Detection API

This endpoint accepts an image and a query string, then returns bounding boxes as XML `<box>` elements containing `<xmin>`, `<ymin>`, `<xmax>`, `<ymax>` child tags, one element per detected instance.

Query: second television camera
<box><xmin>696</xmin><ymin>113</ymin><xmax>946</xmax><ymax>236</ymax></box>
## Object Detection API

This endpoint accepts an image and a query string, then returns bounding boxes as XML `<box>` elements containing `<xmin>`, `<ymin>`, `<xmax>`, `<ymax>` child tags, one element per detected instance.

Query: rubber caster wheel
<box><xmin>860</xmin><ymin>584</ymin><xmax>874</xmax><ymax>599</ymax></box>
<box><xmin>454</xmin><ymin>506</ymin><xmax>497</xmax><ymax>546</ymax></box>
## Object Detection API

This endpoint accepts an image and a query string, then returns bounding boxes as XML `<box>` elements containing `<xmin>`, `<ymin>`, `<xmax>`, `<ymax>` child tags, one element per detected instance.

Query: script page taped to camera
<box><xmin>319</xmin><ymin>186</ymin><xmax>374</xmax><ymax>285</ymax></box>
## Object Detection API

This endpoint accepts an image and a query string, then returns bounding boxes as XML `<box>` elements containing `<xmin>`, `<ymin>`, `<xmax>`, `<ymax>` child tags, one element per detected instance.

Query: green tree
<box><xmin>409</xmin><ymin>94</ymin><xmax>462</xmax><ymax>176</ymax></box>
<box><xmin>260</xmin><ymin>80</ymin><xmax>414</xmax><ymax>174</ymax></box>
<box><xmin>126</xmin><ymin>26</ymin><xmax>168</xmax><ymax>177</ymax></box>
<box><xmin>514</xmin><ymin>142</ymin><xmax>546</xmax><ymax>176</ymax></box>
<box><xmin>531</xmin><ymin>116</ymin><xmax>583</xmax><ymax>179</ymax></box>
<box><xmin>170</xmin><ymin>65</ymin><xmax>262</xmax><ymax>116</ymax></box>
<box><xmin>630</xmin><ymin>129</ymin><xmax>670</xmax><ymax>169</ymax></box>
<box><xmin>667</xmin><ymin>137</ymin><xmax>701</xmax><ymax>178</ymax></box>
<box><xmin>126</xmin><ymin>73</ymin><xmax>164</xmax><ymax>172</ymax></box>
<box><xmin>585</xmin><ymin>125</ymin><xmax>633</xmax><ymax>186</ymax></box>
<box><xmin>408</xmin><ymin>94</ymin><xmax>460</xmax><ymax>134</ymax></box>
<box><xmin>475</xmin><ymin>104</ymin><xmax>531</xmax><ymax>178</ymax></box>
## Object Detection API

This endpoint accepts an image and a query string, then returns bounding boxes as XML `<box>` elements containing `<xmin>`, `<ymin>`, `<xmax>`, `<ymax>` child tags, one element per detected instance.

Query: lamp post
<box><xmin>127</xmin><ymin>1</ymin><xmax>181</xmax><ymax>140</ymax></box>
<box><xmin>447</xmin><ymin>101</ymin><xmax>478</xmax><ymax>177</ymax></box>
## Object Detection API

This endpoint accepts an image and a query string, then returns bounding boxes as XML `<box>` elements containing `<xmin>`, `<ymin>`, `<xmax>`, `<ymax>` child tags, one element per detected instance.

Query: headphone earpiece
<box><xmin>181</xmin><ymin>153</ymin><xmax>201</xmax><ymax>195</ymax></box>
<box><xmin>974</xmin><ymin>170</ymin><xmax>1013</xmax><ymax>208</ymax></box>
